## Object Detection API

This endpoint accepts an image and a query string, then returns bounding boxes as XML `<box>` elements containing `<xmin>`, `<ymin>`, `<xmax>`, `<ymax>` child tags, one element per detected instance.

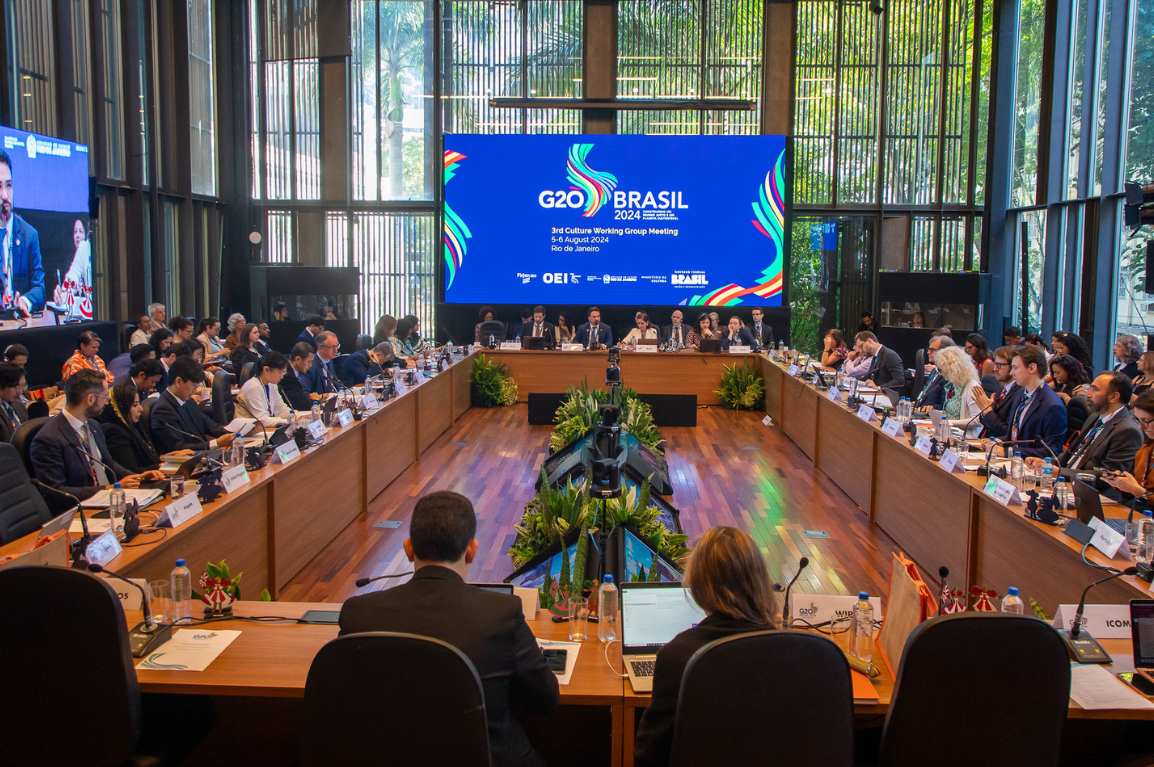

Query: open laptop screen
<box><xmin>621</xmin><ymin>583</ymin><xmax>706</xmax><ymax>653</ymax></box>
<box><xmin>1132</xmin><ymin>600</ymin><xmax>1154</xmax><ymax>669</ymax></box>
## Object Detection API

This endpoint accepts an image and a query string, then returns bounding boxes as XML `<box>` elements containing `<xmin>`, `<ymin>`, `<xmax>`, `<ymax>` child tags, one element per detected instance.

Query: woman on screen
<box><xmin>685</xmin><ymin>313</ymin><xmax>719</xmax><ymax>350</ymax></box>
<box><xmin>52</xmin><ymin>218</ymin><xmax>92</xmax><ymax>319</ymax></box>
<box><xmin>633</xmin><ymin>527</ymin><xmax>780</xmax><ymax>767</ymax></box>
<box><xmin>555</xmin><ymin>311</ymin><xmax>576</xmax><ymax>345</ymax></box>
<box><xmin>622</xmin><ymin>311</ymin><xmax>659</xmax><ymax>347</ymax></box>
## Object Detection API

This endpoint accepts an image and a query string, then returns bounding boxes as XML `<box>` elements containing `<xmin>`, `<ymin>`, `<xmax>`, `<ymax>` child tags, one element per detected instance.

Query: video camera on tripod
<box><xmin>606</xmin><ymin>346</ymin><xmax>622</xmax><ymax>389</ymax></box>
<box><xmin>591</xmin><ymin>403</ymin><xmax>623</xmax><ymax>500</ymax></box>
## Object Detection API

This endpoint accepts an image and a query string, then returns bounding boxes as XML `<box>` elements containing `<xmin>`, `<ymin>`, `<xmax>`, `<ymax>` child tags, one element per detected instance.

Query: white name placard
<box><xmin>787</xmin><ymin>364</ymin><xmax>800</xmax><ymax>376</ymax></box>
<box><xmin>1053</xmin><ymin>604</ymin><xmax>1135</xmax><ymax>638</ymax></box>
<box><xmin>562</xmin><ymin>343</ymin><xmax>585</xmax><ymax>352</ymax></box>
<box><xmin>1087</xmin><ymin>517</ymin><xmax>1132</xmax><ymax>560</ymax></box>
<box><xmin>857</xmin><ymin>404</ymin><xmax>878</xmax><ymax>423</ymax></box>
<box><xmin>102</xmin><ymin>576</ymin><xmax>147</xmax><ymax>610</ymax></box>
<box><xmin>499</xmin><ymin>341</ymin><xmax>522</xmax><ymax>351</ymax></box>
<box><xmin>938</xmin><ymin>449</ymin><xmax>966</xmax><ymax>474</ymax></box>
<box><xmin>881</xmin><ymin>417</ymin><xmax>903</xmax><ymax>437</ymax></box>
<box><xmin>272</xmin><ymin>440</ymin><xmax>300</xmax><ymax>464</ymax></box>
<box><xmin>158</xmin><ymin>494</ymin><xmax>204</xmax><ymax>529</ymax></box>
<box><xmin>85</xmin><ymin>529</ymin><xmax>122</xmax><ymax>567</ymax></box>
<box><xmin>915</xmin><ymin>435</ymin><xmax>934</xmax><ymax>455</ymax></box>
<box><xmin>983</xmin><ymin>475</ymin><xmax>1023</xmax><ymax>505</ymax></box>
<box><xmin>307</xmin><ymin>420</ymin><xmax>327</xmax><ymax>440</ymax></box>
<box><xmin>633</xmin><ymin>344</ymin><xmax>658</xmax><ymax>353</ymax></box>
<box><xmin>221</xmin><ymin>464</ymin><xmax>250</xmax><ymax>494</ymax></box>
<box><xmin>359</xmin><ymin>392</ymin><xmax>379</xmax><ymax>410</ymax></box>
<box><xmin>792</xmin><ymin>594</ymin><xmax>883</xmax><ymax>627</ymax></box>
<box><xmin>729</xmin><ymin>345</ymin><xmax>751</xmax><ymax>354</ymax></box>
<box><xmin>827</xmin><ymin>387</ymin><xmax>842</xmax><ymax>403</ymax></box>
<box><xmin>336</xmin><ymin>408</ymin><xmax>354</xmax><ymax>427</ymax></box>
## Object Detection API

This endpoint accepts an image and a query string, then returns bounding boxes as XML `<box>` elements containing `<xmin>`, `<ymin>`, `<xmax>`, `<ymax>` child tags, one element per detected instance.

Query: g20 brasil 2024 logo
<box><xmin>537</xmin><ymin>143</ymin><xmax>619</xmax><ymax>217</ymax></box>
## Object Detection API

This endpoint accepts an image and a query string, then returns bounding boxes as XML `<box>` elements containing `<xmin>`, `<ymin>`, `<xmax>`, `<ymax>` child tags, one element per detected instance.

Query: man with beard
<box><xmin>0</xmin><ymin>149</ymin><xmax>44</xmax><ymax>316</ymax></box>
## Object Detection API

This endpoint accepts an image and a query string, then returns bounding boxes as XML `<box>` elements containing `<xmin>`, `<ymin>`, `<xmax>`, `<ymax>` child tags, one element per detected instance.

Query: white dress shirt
<box><xmin>622</xmin><ymin>327</ymin><xmax>659</xmax><ymax>345</ymax></box>
<box><xmin>236</xmin><ymin>376</ymin><xmax>292</xmax><ymax>427</ymax></box>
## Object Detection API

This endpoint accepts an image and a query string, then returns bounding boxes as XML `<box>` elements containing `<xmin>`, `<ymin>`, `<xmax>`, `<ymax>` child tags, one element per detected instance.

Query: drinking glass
<box><xmin>568</xmin><ymin>597</ymin><xmax>589</xmax><ymax>642</ymax></box>
<box><xmin>148</xmin><ymin>580</ymin><xmax>173</xmax><ymax>625</ymax></box>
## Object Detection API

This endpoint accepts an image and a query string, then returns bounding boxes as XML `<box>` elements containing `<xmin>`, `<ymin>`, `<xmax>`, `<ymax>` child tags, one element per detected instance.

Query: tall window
<box><xmin>1011</xmin><ymin>0</ymin><xmax>1044</xmax><ymax>207</ymax></box>
<box><xmin>5</xmin><ymin>0</ymin><xmax>58</xmax><ymax>136</ymax></box>
<box><xmin>99</xmin><ymin>0</ymin><xmax>125</xmax><ymax>179</ymax></box>
<box><xmin>188</xmin><ymin>0</ymin><xmax>217</xmax><ymax>196</ymax></box>
<box><xmin>616</xmin><ymin>0</ymin><xmax>762</xmax><ymax>135</ymax></box>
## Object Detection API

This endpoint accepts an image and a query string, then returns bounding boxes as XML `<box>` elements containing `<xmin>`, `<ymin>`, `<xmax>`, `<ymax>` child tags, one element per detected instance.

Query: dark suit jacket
<box><xmin>1059</xmin><ymin>408</ymin><xmax>1144</xmax><ymax>474</ymax></box>
<box><xmin>720</xmin><ymin>327</ymin><xmax>757</xmax><ymax>350</ymax></box>
<box><xmin>306</xmin><ymin>355</ymin><xmax>338</xmax><ymax>395</ymax></box>
<box><xmin>339</xmin><ymin>350</ymin><xmax>381</xmax><ymax>387</ymax></box>
<box><xmin>573</xmin><ymin>322</ymin><xmax>613</xmax><ymax>349</ymax></box>
<box><xmin>915</xmin><ymin>369</ymin><xmax>947</xmax><ymax>409</ymax></box>
<box><xmin>29</xmin><ymin>412</ymin><xmax>132</xmax><ymax>510</ymax></box>
<box><xmin>296</xmin><ymin>328</ymin><xmax>318</xmax><ymax>351</ymax></box>
<box><xmin>1006</xmin><ymin>384</ymin><xmax>1068</xmax><ymax>459</ymax></box>
<box><xmin>150</xmin><ymin>389</ymin><xmax>228</xmax><ymax>453</ymax></box>
<box><xmin>99</xmin><ymin>412</ymin><xmax>161</xmax><ymax>474</ymax></box>
<box><xmin>1116</xmin><ymin>361</ymin><xmax>1140</xmax><ymax>379</ymax></box>
<box><xmin>231</xmin><ymin>345</ymin><xmax>262</xmax><ymax>373</ymax></box>
<box><xmin>748</xmin><ymin>322</ymin><xmax>774</xmax><ymax>348</ymax></box>
<box><xmin>0</xmin><ymin>398</ymin><xmax>28</xmax><ymax>443</ymax></box>
<box><xmin>660</xmin><ymin>324</ymin><xmax>689</xmax><ymax>347</ymax></box>
<box><xmin>979</xmin><ymin>382</ymin><xmax>1024</xmax><ymax>439</ymax></box>
<box><xmin>519</xmin><ymin>321</ymin><xmax>554</xmax><ymax>344</ymax></box>
<box><xmin>633</xmin><ymin>614</ymin><xmax>768</xmax><ymax>767</ymax></box>
<box><xmin>865</xmin><ymin>345</ymin><xmax>904</xmax><ymax>392</ymax></box>
<box><xmin>1</xmin><ymin>215</ymin><xmax>45</xmax><ymax>312</ymax></box>
<box><xmin>1064</xmin><ymin>393</ymin><xmax>1091</xmax><ymax>441</ymax></box>
<box><xmin>339</xmin><ymin>567</ymin><xmax>559</xmax><ymax>767</ymax></box>
<box><xmin>106</xmin><ymin>352</ymin><xmax>132</xmax><ymax>381</ymax></box>
<box><xmin>280</xmin><ymin>369</ymin><xmax>313</xmax><ymax>411</ymax></box>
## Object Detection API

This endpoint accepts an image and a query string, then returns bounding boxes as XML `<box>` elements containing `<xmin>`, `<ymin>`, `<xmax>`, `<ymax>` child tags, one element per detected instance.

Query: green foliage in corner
<box><xmin>470</xmin><ymin>354</ymin><xmax>518</xmax><ymax>407</ymax></box>
<box><xmin>716</xmin><ymin>360</ymin><xmax>765</xmax><ymax>410</ymax></box>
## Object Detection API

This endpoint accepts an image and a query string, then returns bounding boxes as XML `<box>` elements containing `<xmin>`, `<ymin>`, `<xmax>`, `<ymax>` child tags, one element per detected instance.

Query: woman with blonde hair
<box><xmin>933</xmin><ymin>345</ymin><xmax>984</xmax><ymax>437</ymax></box>
<box><xmin>633</xmin><ymin>526</ymin><xmax>779</xmax><ymax>767</ymax></box>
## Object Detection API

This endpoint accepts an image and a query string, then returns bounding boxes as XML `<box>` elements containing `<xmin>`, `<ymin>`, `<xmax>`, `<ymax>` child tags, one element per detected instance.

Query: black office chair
<box><xmin>669</xmin><ymin>630</ymin><xmax>854</xmax><ymax>767</ymax></box>
<box><xmin>238</xmin><ymin>361</ymin><xmax>257</xmax><ymax>386</ymax></box>
<box><xmin>11</xmin><ymin>416</ymin><xmax>49</xmax><ymax>477</ymax></box>
<box><xmin>302</xmin><ymin>633</ymin><xmax>490</xmax><ymax>767</ymax></box>
<box><xmin>0</xmin><ymin>566</ymin><xmax>147</xmax><ymax>766</ymax></box>
<box><xmin>912</xmin><ymin>347</ymin><xmax>926</xmax><ymax>397</ymax></box>
<box><xmin>355</xmin><ymin>333</ymin><xmax>373</xmax><ymax>351</ymax></box>
<box><xmin>121</xmin><ymin>323</ymin><xmax>137</xmax><ymax>351</ymax></box>
<box><xmin>477</xmin><ymin>320</ymin><xmax>506</xmax><ymax>345</ymax></box>
<box><xmin>141</xmin><ymin>397</ymin><xmax>159</xmax><ymax>449</ymax></box>
<box><xmin>26</xmin><ymin>400</ymin><xmax>49</xmax><ymax>419</ymax></box>
<box><xmin>0</xmin><ymin>442</ymin><xmax>53</xmax><ymax>543</ymax></box>
<box><xmin>878</xmin><ymin>613</ymin><xmax>1070</xmax><ymax>767</ymax></box>
<box><xmin>211</xmin><ymin>370</ymin><xmax>234</xmax><ymax>426</ymax></box>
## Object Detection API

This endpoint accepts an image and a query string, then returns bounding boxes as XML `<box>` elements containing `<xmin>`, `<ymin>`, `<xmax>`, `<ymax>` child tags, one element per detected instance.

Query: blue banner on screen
<box><xmin>443</xmin><ymin>134</ymin><xmax>787</xmax><ymax>307</ymax></box>
<box><xmin>0</xmin><ymin>125</ymin><xmax>92</xmax><ymax>320</ymax></box>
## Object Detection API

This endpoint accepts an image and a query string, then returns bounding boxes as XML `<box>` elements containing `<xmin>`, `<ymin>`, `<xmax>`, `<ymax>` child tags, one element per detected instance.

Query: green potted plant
<box><xmin>470</xmin><ymin>354</ymin><xmax>518</xmax><ymax>407</ymax></box>
<box><xmin>716</xmin><ymin>360</ymin><xmax>765</xmax><ymax>410</ymax></box>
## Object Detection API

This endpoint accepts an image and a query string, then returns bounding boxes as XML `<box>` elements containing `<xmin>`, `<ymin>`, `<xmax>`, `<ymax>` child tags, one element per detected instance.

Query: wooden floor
<box><xmin>279</xmin><ymin>405</ymin><xmax>904</xmax><ymax>604</ymax></box>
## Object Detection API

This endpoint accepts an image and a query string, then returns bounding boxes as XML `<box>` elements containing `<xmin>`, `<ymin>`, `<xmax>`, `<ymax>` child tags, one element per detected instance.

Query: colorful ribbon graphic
<box><xmin>443</xmin><ymin>150</ymin><xmax>472</xmax><ymax>289</ymax></box>
<box><xmin>566</xmin><ymin>144</ymin><xmax>618</xmax><ymax>218</ymax></box>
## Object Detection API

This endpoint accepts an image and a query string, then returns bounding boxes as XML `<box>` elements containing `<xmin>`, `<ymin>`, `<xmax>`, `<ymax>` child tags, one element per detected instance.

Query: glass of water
<box><xmin>568</xmin><ymin>597</ymin><xmax>589</xmax><ymax>642</ymax></box>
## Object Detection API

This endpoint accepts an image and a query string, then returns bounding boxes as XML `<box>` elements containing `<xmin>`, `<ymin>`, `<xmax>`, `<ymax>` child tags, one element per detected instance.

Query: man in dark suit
<box><xmin>296</xmin><ymin>316</ymin><xmax>325</xmax><ymax>351</ymax></box>
<box><xmin>114</xmin><ymin>359</ymin><xmax>165</xmax><ymax>398</ymax></box>
<box><xmin>573</xmin><ymin>306</ymin><xmax>613</xmax><ymax>350</ymax></box>
<box><xmin>150</xmin><ymin>356</ymin><xmax>237</xmax><ymax>453</ymax></box>
<box><xmin>520</xmin><ymin>306</ymin><xmax>554</xmax><ymax>347</ymax></box>
<box><xmin>306</xmin><ymin>330</ymin><xmax>340</xmax><ymax>394</ymax></box>
<box><xmin>1044</xmin><ymin>373</ymin><xmax>1143</xmax><ymax>488</ymax></box>
<box><xmin>974</xmin><ymin>346</ymin><xmax>1023</xmax><ymax>438</ymax></box>
<box><xmin>749</xmin><ymin>307</ymin><xmax>773</xmax><ymax>349</ymax></box>
<box><xmin>856</xmin><ymin>331</ymin><xmax>904</xmax><ymax>392</ymax></box>
<box><xmin>0</xmin><ymin>150</ymin><xmax>45</xmax><ymax>315</ymax></box>
<box><xmin>914</xmin><ymin>336</ymin><xmax>956</xmax><ymax>409</ymax></box>
<box><xmin>1001</xmin><ymin>345</ymin><xmax>1068</xmax><ymax>459</ymax></box>
<box><xmin>340</xmin><ymin>342</ymin><xmax>390</xmax><ymax>388</ymax></box>
<box><xmin>0</xmin><ymin>361</ymin><xmax>28</xmax><ymax>442</ymax></box>
<box><xmin>280</xmin><ymin>343</ymin><xmax>319</xmax><ymax>411</ymax></box>
<box><xmin>29</xmin><ymin>369</ymin><xmax>163</xmax><ymax>511</ymax></box>
<box><xmin>660</xmin><ymin>310</ymin><xmax>688</xmax><ymax>348</ymax></box>
<box><xmin>339</xmin><ymin>491</ymin><xmax>558</xmax><ymax>767</ymax></box>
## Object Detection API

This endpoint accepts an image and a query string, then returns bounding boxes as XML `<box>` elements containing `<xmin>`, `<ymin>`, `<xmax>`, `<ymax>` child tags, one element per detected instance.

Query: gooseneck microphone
<box><xmin>31</xmin><ymin>479</ymin><xmax>90</xmax><ymax>559</ymax></box>
<box><xmin>937</xmin><ymin>566</ymin><xmax>950</xmax><ymax>616</ymax></box>
<box><xmin>69</xmin><ymin>443</ymin><xmax>121</xmax><ymax>483</ymax></box>
<box><xmin>354</xmin><ymin>571</ymin><xmax>415</xmax><ymax>588</ymax></box>
<box><xmin>781</xmin><ymin>556</ymin><xmax>810</xmax><ymax>628</ymax></box>
<box><xmin>1057</xmin><ymin>566</ymin><xmax>1139</xmax><ymax>663</ymax></box>
<box><xmin>87</xmin><ymin>562</ymin><xmax>174</xmax><ymax>657</ymax></box>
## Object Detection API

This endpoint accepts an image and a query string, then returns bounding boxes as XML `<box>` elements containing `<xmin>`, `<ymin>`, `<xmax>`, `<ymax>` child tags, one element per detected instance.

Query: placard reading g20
<box><xmin>442</xmin><ymin>135</ymin><xmax>787</xmax><ymax>307</ymax></box>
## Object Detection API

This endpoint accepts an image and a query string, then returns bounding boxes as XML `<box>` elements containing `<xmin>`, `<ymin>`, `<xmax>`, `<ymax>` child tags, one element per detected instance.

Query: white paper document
<box><xmin>137</xmin><ymin>629</ymin><xmax>242</xmax><ymax>671</ymax></box>
<box><xmin>1069</xmin><ymin>664</ymin><xmax>1154</xmax><ymax>710</ymax></box>
<box><xmin>224</xmin><ymin>418</ymin><xmax>256</xmax><ymax>436</ymax></box>
<box><xmin>69</xmin><ymin>518</ymin><xmax>111</xmax><ymax>535</ymax></box>
<box><xmin>536</xmin><ymin>638</ymin><xmax>581</xmax><ymax>685</ymax></box>
<box><xmin>81</xmin><ymin>488</ymin><xmax>164</xmax><ymax>508</ymax></box>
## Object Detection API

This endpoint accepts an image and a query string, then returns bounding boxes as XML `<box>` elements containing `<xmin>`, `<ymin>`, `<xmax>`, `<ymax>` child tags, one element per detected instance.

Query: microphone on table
<box><xmin>87</xmin><ymin>562</ymin><xmax>173</xmax><ymax>657</ymax></box>
<box><xmin>1057</xmin><ymin>566</ymin><xmax>1139</xmax><ymax>664</ymax></box>
<box><xmin>31</xmin><ymin>479</ymin><xmax>90</xmax><ymax>561</ymax></box>
<box><xmin>354</xmin><ymin>571</ymin><xmax>415</xmax><ymax>588</ymax></box>
<box><xmin>781</xmin><ymin>556</ymin><xmax>810</xmax><ymax>629</ymax></box>
<box><xmin>937</xmin><ymin>566</ymin><xmax>950</xmax><ymax>616</ymax></box>
<box><xmin>979</xmin><ymin>438</ymin><xmax>1035</xmax><ymax>477</ymax></box>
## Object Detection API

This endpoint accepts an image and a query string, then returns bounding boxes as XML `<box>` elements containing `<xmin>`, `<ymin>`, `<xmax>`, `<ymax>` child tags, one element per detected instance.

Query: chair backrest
<box><xmin>913</xmin><ymin>347</ymin><xmax>926</xmax><ymax>396</ymax></box>
<box><xmin>0</xmin><ymin>442</ymin><xmax>53</xmax><ymax>543</ymax></box>
<box><xmin>211</xmin><ymin>370</ymin><xmax>233</xmax><ymax>425</ymax></box>
<box><xmin>478</xmin><ymin>320</ymin><xmax>506</xmax><ymax>342</ymax></box>
<box><xmin>121</xmin><ymin>323</ymin><xmax>136</xmax><ymax>351</ymax></box>
<box><xmin>878</xmin><ymin>613</ymin><xmax>1071</xmax><ymax>767</ymax></box>
<box><xmin>239</xmin><ymin>361</ymin><xmax>257</xmax><ymax>386</ymax></box>
<box><xmin>26</xmin><ymin>400</ymin><xmax>49</xmax><ymax>419</ymax></box>
<box><xmin>140</xmin><ymin>397</ymin><xmax>158</xmax><ymax>448</ymax></box>
<box><xmin>332</xmin><ymin>353</ymin><xmax>349</xmax><ymax>379</ymax></box>
<box><xmin>670</xmin><ymin>630</ymin><xmax>855</xmax><ymax>767</ymax></box>
<box><xmin>11</xmin><ymin>416</ymin><xmax>49</xmax><ymax>477</ymax></box>
<box><xmin>302</xmin><ymin>632</ymin><xmax>490</xmax><ymax>767</ymax></box>
<box><xmin>0</xmin><ymin>566</ymin><xmax>143</xmax><ymax>767</ymax></box>
<box><xmin>355</xmin><ymin>333</ymin><xmax>373</xmax><ymax>351</ymax></box>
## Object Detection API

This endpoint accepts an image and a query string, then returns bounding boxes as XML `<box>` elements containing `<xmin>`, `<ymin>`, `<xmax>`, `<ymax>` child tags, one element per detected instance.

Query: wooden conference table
<box><xmin>760</xmin><ymin>356</ymin><xmax>1154</xmax><ymax>611</ymax></box>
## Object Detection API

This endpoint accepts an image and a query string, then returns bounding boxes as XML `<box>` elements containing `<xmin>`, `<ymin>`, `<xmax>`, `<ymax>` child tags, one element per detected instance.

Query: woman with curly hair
<box><xmin>1049</xmin><ymin>354</ymin><xmax>1091</xmax><ymax>441</ymax></box>
<box><xmin>1052</xmin><ymin>332</ymin><xmax>1093</xmax><ymax>374</ymax></box>
<box><xmin>933</xmin><ymin>346</ymin><xmax>985</xmax><ymax>437</ymax></box>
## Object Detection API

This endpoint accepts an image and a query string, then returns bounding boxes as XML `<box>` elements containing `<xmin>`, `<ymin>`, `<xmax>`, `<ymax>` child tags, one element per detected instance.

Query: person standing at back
<box><xmin>633</xmin><ymin>526</ymin><xmax>780</xmax><ymax>767</ymax></box>
<box><xmin>339</xmin><ymin>491</ymin><xmax>559</xmax><ymax>767</ymax></box>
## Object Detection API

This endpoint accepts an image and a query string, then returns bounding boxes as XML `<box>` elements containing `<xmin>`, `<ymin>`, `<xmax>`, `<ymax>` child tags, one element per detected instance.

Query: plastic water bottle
<box><xmin>488</xmin><ymin>333</ymin><xmax>495</xmax><ymax>348</ymax></box>
<box><xmin>1001</xmin><ymin>586</ymin><xmax>1024</xmax><ymax>613</ymax></box>
<box><xmin>1040</xmin><ymin>458</ymin><xmax>1054</xmax><ymax>491</ymax></box>
<box><xmin>230</xmin><ymin>439</ymin><xmax>244</xmax><ymax>467</ymax></box>
<box><xmin>418</xmin><ymin>351</ymin><xmax>425</xmax><ymax>369</ymax></box>
<box><xmin>598</xmin><ymin>575</ymin><xmax>619</xmax><ymax>643</ymax></box>
<box><xmin>109</xmin><ymin>483</ymin><xmax>126</xmax><ymax>541</ymax></box>
<box><xmin>1010</xmin><ymin>452</ymin><xmax>1024</xmax><ymax>491</ymax></box>
<box><xmin>1053</xmin><ymin>478</ymin><xmax>1070</xmax><ymax>511</ymax></box>
<box><xmin>1138</xmin><ymin>510</ymin><xmax>1154</xmax><ymax>565</ymax></box>
<box><xmin>849</xmin><ymin>592</ymin><xmax>873</xmax><ymax>663</ymax></box>
<box><xmin>311</xmin><ymin>403</ymin><xmax>320</xmax><ymax>424</ymax></box>
<box><xmin>170</xmin><ymin>558</ymin><xmax>193</xmax><ymax>624</ymax></box>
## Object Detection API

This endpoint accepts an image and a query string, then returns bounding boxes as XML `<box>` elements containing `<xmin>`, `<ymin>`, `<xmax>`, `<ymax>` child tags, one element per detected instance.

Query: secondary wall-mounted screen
<box><xmin>0</xmin><ymin>126</ymin><xmax>92</xmax><ymax>322</ymax></box>
<box><xmin>443</xmin><ymin>134</ymin><xmax>787</xmax><ymax>307</ymax></box>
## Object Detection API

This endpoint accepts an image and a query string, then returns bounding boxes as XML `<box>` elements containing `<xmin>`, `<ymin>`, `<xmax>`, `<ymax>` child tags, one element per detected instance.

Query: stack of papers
<box><xmin>1070</xmin><ymin>664</ymin><xmax>1154</xmax><ymax>710</ymax></box>
<box><xmin>81</xmin><ymin>488</ymin><xmax>165</xmax><ymax>508</ymax></box>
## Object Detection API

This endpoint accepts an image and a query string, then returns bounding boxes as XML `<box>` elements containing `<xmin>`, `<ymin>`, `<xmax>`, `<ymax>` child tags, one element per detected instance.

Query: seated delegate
<box><xmin>855</xmin><ymin>332</ymin><xmax>904</xmax><ymax>391</ymax></box>
<box><xmin>99</xmin><ymin>382</ymin><xmax>165</xmax><ymax>473</ymax></box>
<box><xmin>1102</xmin><ymin>390</ymin><xmax>1154</xmax><ymax>505</ymax></box>
<box><xmin>151</xmin><ymin>357</ymin><xmax>238</xmax><ymax>453</ymax></box>
<box><xmin>622</xmin><ymin>311</ymin><xmax>660</xmax><ymax>346</ymax></box>
<box><xmin>520</xmin><ymin>306</ymin><xmax>555</xmax><ymax>346</ymax></box>
<box><xmin>0</xmin><ymin>362</ymin><xmax>29</xmax><ymax>442</ymax></box>
<box><xmin>633</xmin><ymin>526</ymin><xmax>780</xmax><ymax>767</ymax></box>
<box><xmin>685</xmin><ymin>312</ymin><xmax>720</xmax><ymax>350</ymax></box>
<box><xmin>720</xmin><ymin>316</ymin><xmax>756</xmax><ymax>349</ymax></box>
<box><xmin>661</xmin><ymin>310</ymin><xmax>687</xmax><ymax>348</ymax></box>
<box><xmin>236</xmin><ymin>351</ymin><xmax>296</xmax><ymax>428</ymax></box>
<box><xmin>933</xmin><ymin>346</ymin><xmax>984</xmax><ymax>438</ymax></box>
<box><xmin>749</xmin><ymin>308</ymin><xmax>773</xmax><ymax>349</ymax></box>
<box><xmin>914</xmin><ymin>335</ymin><xmax>955</xmax><ymax>409</ymax></box>
<box><xmin>280</xmin><ymin>343</ymin><xmax>321</xmax><ymax>411</ymax></box>
<box><xmin>339</xmin><ymin>490</ymin><xmax>559</xmax><ymax>767</ymax></box>
<box><xmin>997</xmin><ymin>345</ymin><xmax>1067</xmax><ymax>459</ymax></box>
<box><xmin>574</xmin><ymin>307</ymin><xmax>614</xmax><ymax>350</ymax></box>
<box><xmin>974</xmin><ymin>346</ymin><xmax>1023</xmax><ymax>438</ymax></box>
<box><xmin>340</xmin><ymin>342</ymin><xmax>395</xmax><ymax>388</ymax></box>
<box><xmin>30</xmin><ymin>370</ymin><xmax>165</xmax><ymax>512</ymax></box>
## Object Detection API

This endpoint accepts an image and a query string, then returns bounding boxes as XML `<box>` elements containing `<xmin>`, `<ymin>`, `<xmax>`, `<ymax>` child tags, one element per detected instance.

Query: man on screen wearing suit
<box><xmin>749</xmin><ymin>308</ymin><xmax>773</xmax><ymax>349</ymax></box>
<box><xmin>0</xmin><ymin>149</ymin><xmax>44</xmax><ymax>316</ymax></box>
<box><xmin>29</xmin><ymin>370</ymin><xmax>163</xmax><ymax>511</ymax></box>
<box><xmin>340</xmin><ymin>491</ymin><xmax>559</xmax><ymax>767</ymax></box>
<box><xmin>856</xmin><ymin>331</ymin><xmax>905</xmax><ymax>392</ymax></box>
<box><xmin>150</xmin><ymin>357</ymin><xmax>237</xmax><ymax>454</ymax></box>
<box><xmin>661</xmin><ymin>310</ymin><xmax>687</xmax><ymax>348</ymax></box>
<box><xmin>574</xmin><ymin>307</ymin><xmax>613</xmax><ymax>350</ymax></box>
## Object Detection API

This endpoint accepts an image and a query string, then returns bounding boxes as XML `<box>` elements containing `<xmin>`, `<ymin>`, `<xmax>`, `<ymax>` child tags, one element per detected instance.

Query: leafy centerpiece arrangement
<box><xmin>470</xmin><ymin>354</ymin><xmax>519</xmax><ymax>407</ymax></box>
<box><xmin>550</xmin><ymin>381</ymin><xmax>663</xmax><ymax>455</ymax></box>
<box><xmin>715</xmin><ymin>359</ymin><xmax>765</xmax><ymax>410</ymax></box>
